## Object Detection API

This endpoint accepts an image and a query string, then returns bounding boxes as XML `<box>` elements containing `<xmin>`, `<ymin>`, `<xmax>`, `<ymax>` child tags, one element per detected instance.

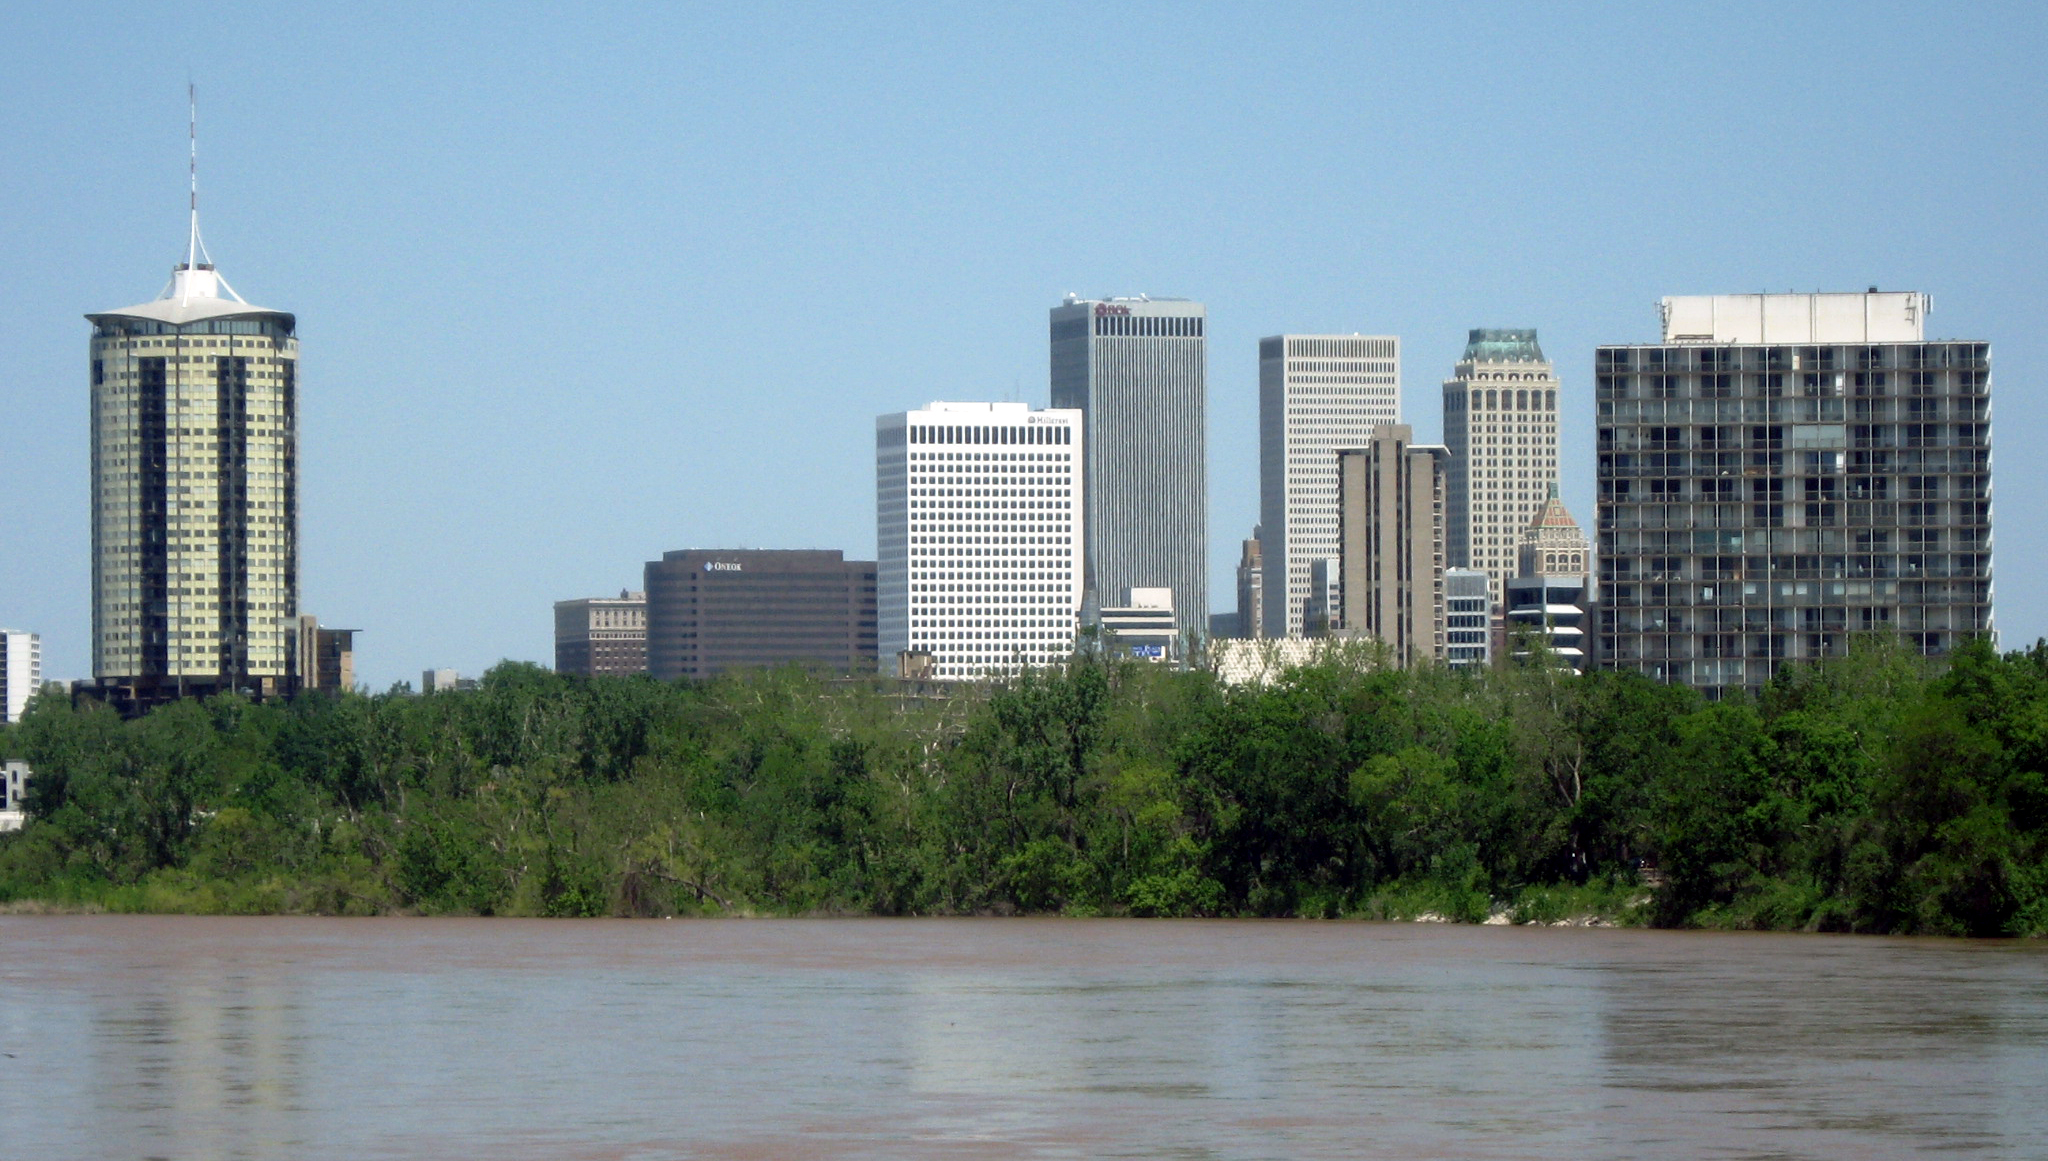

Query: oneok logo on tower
<box><xmin>1093</xmin><ymin>303</ymin><xmax>1131</xmax><ymax>318</ymax></box>
<box><xmin>703</xmin><ymin>561</ymin><xmax>742</xmax><ymax>572</ymax></box>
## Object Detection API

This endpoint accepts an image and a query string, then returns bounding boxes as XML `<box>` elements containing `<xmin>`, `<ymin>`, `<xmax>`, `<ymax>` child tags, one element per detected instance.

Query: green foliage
<box><xmin>0</xmin><ymin>641</ymin><xmax>2042</xmax><ymax>935</ymax></box>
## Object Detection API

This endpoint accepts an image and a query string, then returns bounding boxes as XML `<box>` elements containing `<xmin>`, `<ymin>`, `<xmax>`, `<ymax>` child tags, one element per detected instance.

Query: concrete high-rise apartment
<box><xmin>1442</xmin><ymin>329</ymin><xmax>1560</xmax><ymax>607</ymax></box>
<box><xmin>1597</xmin><ymin>291</ymin><xmax>1992</xmax><ymax>698</ymax></box>
<box><xmin>1234</xmin><ymin>532</ymin><xmax>1264</xmax><ymax>640</ymax></box>
<box><xmin>86</xmin><ymin>119</ymin><xmax>301</xmax><ymax>714</ymax></box>
<box><xmin>1336</xmin><ymin>424</ymin><xmax>1448</xmax><ymax>666</ymax></box>
<box><xmin>554</xmin><ymin>591</ymin><xmax>647</xmax><ymax>676</ymax></box>
<box><xmin>1</xmin><ymin>630</ymin><xmax>41</xmax><ymax>723</ymax></box>
<box><xmin>1050</xmin><ymin>296</ymin><xmax>1206</xmax><ymax>639</ymax></box>
<box><xmin>1260</xmin><ymin>334</ymin><xmax>1401</xmax><ymax>637</ymax></box>
<box><xmin>645</xmin><ymin>550</ymin><xmax>877</xmax><ymax>680</ymax></box>
<box><xmin>877</xmin><ymin>402</ymin><xmax>1083</xmax><ymax>680</ymax></box>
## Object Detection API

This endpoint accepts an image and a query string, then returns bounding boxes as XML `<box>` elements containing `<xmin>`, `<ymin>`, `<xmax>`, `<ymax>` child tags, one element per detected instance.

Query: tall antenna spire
<box><xmin>163</xmin><ymin>84</ymin><xmax>241</xmax><ymax>305</ymax></box>
<box><xmin>186</xmin><ymin>82</ymin><xmax>210</xmax><ymax>272</ymax></box>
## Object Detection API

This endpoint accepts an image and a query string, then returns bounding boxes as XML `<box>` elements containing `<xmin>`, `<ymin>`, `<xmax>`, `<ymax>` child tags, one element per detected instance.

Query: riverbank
<box><xmin>3</xmin><ymin>641</ymin><xmax>2044</xmax><ymax>936</ymax></box>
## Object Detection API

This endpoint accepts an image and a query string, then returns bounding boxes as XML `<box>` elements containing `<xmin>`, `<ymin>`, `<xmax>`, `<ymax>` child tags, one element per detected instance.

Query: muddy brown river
<box><xmin>0</xmin><ymin>917</ymin><xmax>2041</xmax><ymax>1158</ymax></box>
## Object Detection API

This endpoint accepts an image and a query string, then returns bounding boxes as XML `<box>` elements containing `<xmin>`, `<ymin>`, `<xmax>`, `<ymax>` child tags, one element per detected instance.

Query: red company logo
<box><xmin>1093</xmin><ymin>303</ymin><xmax>1131</xmax><ymax>318</ymax></box>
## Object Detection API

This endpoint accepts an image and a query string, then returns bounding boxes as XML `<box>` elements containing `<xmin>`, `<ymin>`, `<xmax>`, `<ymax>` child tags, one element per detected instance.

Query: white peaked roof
<box><xmin>86</xmin><ymin>264</ymin><xmax>293</xmax><ymax>329</ymax></box>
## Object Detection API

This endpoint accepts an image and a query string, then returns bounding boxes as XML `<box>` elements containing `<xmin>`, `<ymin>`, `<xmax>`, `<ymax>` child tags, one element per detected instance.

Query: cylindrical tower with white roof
<box><xmin>85</xmin><ymin>255</ymin><xmax>300</xmax><ymax>712</ymax></box>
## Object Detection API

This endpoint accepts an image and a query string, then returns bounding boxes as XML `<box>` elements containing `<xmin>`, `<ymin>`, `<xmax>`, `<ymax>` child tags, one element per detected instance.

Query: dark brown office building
<box><xmin>645</xmin><ymin>549</ymin><xmax>878</xmax><ymax>679</ymax></box>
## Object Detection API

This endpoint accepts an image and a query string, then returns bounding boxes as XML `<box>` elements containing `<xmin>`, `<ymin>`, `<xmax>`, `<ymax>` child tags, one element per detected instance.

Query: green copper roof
<box><xmin>1462</xmin><ymin>328</ymin><xmax>1546</xmax><ymax>364</ymax></box>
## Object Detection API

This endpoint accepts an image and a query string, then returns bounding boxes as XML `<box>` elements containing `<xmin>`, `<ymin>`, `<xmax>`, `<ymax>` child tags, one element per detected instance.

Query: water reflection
<box><xmin>0</xmin><ymin>918</ymin><xmax>2042</xmax><ymax>1160</ymax></box>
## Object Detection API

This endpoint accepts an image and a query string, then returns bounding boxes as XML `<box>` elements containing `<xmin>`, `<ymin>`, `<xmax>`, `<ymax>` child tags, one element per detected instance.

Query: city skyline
<box><xmin>1</xmin><ymin>6</ymin><xmax>2042</xmax><ymax>689</ymax></box>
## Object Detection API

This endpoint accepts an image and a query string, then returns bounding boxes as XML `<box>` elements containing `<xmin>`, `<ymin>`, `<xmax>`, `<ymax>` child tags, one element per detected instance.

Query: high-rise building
<box><xmin>1597</xmin><ymin>291</ymin><xmax>1992</xmax><ymax>697</ymax></box>
<box><xmin>1444</xmin><ymin>569</ymin><xmax>1492</xmax><ymax>669</ymax></box>
<box><xmin>1304</xmin><ymin>557</ymin><xmax>1339</xmax><ymax>637</ymax></box>
<box><xmin>1508</xmin><ymin>489</ymin><xmax>1592</xmax><ymax>671</ymax></box>
<box><xmin>1</xmin><ymin>630</ymin><xmax>41</xmax><ymax>723</ymax></box>
<box><xmin>1336</xmin><ymin>424</ymin><xmax>1448</xmax><ymax>666</ymax></box>
<box><xmin>1050</xmin><ymin>295</ymin><xmax>1207</xmax><ymax>638</ymax></box>
<box><xmin>877</xmin><ymin>402</ymin><xmax>1083</xmax><ymax>680</ymax></box>
<box><xmin>1260</xmin><ymin>334</ymin><xmax>1402</xmax><ymax>637</ymax></box>
<box><xmin>1234</xmin><ymin>532</ymin><xmax>1264</xmax><ymax>639</ymax></box>
<box><xmin>85</xmin><ymin>130</ymin><xmax>301</xmax><ymax>714</ymax></box>
<box><xmin>554</xmin><ymin>591</ymin><xmax>647</xmax><ymax>676</ymax></box>
<box><xmin>1507</xmin><ymin>576</ymin><xmax>1591</xmax><ymax>671</ymax></box>
<box><xmin>292</xmin><ymin>616</ymin><xmax>357</xmax><ymax>695</ymax></box>
<box><xmin>1517</xmin><ymin>484</ymin><xmax>1591</xmax><ymax>581</ymax></box>
<box><xmin>1442</xmin><ymin>329</ymin><xmax>1560</xmax><ymax>607</ymax></box>
<box><xmin>644</xmin><ymin>550</ymin><xmax>877</xmax><ymax>680</ymax></box>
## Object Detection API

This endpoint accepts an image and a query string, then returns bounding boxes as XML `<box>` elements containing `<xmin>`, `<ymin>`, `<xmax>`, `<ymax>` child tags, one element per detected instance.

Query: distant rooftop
<box><xmin>1658</xmin><ymin>291</ymin><xmax>1927</xmax><ymax>345</ymax></box>
<box><xmin>923</xmin><ymin>401</ymin><xmax>1035</xmax><ymax>414</ymax></box>
<box><xmin>1462</xmin><ymin>328</ymin><xmax>1546</xmax><ymax>364</ymax></box>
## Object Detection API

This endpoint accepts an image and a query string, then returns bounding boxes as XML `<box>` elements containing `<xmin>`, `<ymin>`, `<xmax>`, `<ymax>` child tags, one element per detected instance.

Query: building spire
<box><xmin>163</xmin><ymin>84</ymin><xmax>243</xmax><ymax>306</ymax></box>
<box><xmin>186</xmin><ymin>83</ymin><xmax>208</xmax><ymax>273</ymax></box>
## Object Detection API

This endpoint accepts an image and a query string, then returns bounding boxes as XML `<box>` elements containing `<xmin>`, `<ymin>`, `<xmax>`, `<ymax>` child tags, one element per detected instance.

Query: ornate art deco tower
<box><xmin>85</xmin><ymin>96</ymin><xmax>300</xmax><ymax>712</ymax></box>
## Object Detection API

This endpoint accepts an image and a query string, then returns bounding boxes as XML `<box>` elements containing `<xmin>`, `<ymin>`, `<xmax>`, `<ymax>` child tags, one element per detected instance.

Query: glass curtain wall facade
<box><xmin>1049</xmin><ymin>297</ymin><xmax>1206</xmax><ymax>639</ymax></box>
<box><xmin>1260</xmin><ymin>334</ymin><xmax>1401</xmax><ymax>637</ymax></box>
<box><xmin>1596</xmin><ymin>292</ymin><xmax>1993</xmax><ymax>698</ymax></box>
<box><xmin>877</xmin><ymin>402</ymin><xmax>1084</xmax><ymax>680</ymax></box>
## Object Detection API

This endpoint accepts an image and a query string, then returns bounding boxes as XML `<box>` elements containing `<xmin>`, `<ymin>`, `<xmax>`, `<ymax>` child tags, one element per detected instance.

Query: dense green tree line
<box><xmin>2</xmin><ymin>639</ymin><xmax>2042</xmax><ymax>935</ymax></box>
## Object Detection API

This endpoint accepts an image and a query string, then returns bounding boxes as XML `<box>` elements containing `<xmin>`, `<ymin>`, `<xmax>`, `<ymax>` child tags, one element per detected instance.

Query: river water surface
<box><xmin>0</xmin><ymin>917</ymin><xmax>2042</xmax><ymax>1159</ymax></box>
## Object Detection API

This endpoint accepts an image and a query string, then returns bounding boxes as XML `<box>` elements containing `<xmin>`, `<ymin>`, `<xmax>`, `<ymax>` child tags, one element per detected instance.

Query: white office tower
<box><xmin>1</xmin><ymin>630</ymin><xmax>41</xmax><ymax>723</ymax></box>
<box><xmin>1259</xmin><ymin>334</ymin><xmax>1402</xmax><ymax>637</ymax></box>
<box><xmin>1442</xmin><ymin>329</ymin><xmax>1560</xmax><ymax>605</ymax></box>
<box><xmin>1050</xmin><ymin>296</ymin><xmax>1207</xmax><ymax>639</ymax></box>
<box><xmin>877</xmin><ymin>402</ymin><xmax>1085</xmax><ymax>680</ymax></box>
<box><xmin>86</xmin><ymin>111</ymin><xmax>301</xmax><ymax>714</ymax></box>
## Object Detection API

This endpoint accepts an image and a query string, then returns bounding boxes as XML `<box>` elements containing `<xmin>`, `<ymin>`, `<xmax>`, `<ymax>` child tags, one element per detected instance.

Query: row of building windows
<box><xmin>1095</xmin><ymin>315</ymin><xmax>1203</xmax><ymax>338</ymax></box>
<box><xmin>93</xmin><ymin>317</ymin><xmax>296</xmax><ymax>339</ymax></box>
<box><xmin>909</xmin><ymin>424</ymin><xmax>1070</xmax><ymax>446</ymax></box>
<box><xmin>1599</xmin><ymin>344</ymin><xmax>1989</xmax><ymax>372</ymax></box>
<box><xmin>1448</xmin><ymin>388</ymin><xmax>1557</xmax><ymax>412</ymax></box>
<box><xmin>1601</xmin><ymin>372</ymin><xmax>1987</xmax><ymax>401</ymax></box>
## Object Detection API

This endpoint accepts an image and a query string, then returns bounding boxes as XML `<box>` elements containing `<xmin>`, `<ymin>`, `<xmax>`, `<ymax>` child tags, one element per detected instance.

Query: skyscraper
<box><xmin>1260</xmin><ymin>333</ymin><xmax>1401</xmax><ymax>637</ymax></box>
<box><xmin>1596</xmin><ymin>291</ymin><xmax>1992</xmax><ymax>697</ymax></box>
<box><xmin>1050</xmin><ymin>296</ymin><xmax>1206</xmax><ymax>639</ymax></box>
<box><xmin>85</xmin><ymin>111</ymin><xmax>301</xmax><ymax>713</ymax></box>
<box><xmin>1234</xmin><ymin>532</ymin><xmax>1263</xmax><ymax>640</ymax></box>
<box><xmin>1442</xmin><ymin>329</ymin><xmax>1560</xmax><ymax>608</ymax></box>
<box><xmin>1336</xmin><ymin>424</ymin><xmax>1448</xmax><ymax>666</ymax></box>
<box><xmin>1508</xmin><ymin>488</ymin><xmax>1593</xmax><ymax>672</ymax></box>
<box><xmin>877</xmin><ymin>401</ymin><xmax>1084</xmax><ymax>680</ymax></box>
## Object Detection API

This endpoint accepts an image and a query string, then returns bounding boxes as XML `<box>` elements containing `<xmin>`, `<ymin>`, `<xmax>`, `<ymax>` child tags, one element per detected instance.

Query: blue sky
<box><xmin>2</xmin><ymin>3</ymin><xmax>2042</xmax><ymax>689</ymax></box>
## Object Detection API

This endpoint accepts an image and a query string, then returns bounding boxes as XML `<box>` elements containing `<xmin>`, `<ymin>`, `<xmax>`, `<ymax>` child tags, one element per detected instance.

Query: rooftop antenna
<box><xmin>166</xmin><ymin>84</ymin><xmax>243</xmax><ymax>305</ymax></box>
<box><xmin>186</xmin><ymin>83</ymin><xmax>210</xmax><ymax>273</ymax></box>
